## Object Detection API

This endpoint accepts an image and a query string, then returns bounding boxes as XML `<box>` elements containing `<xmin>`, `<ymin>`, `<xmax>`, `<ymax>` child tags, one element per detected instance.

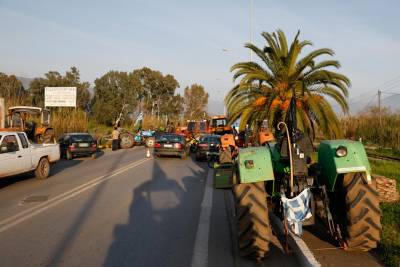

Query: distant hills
<box><xmin>348</xmin><ymin>94</ymin><xmax>400</xmax><ymax>114</ymax></box>
<box><xmin>16</xmin><ymin>76</ymin><xmax>33</xmax><ymax>89</ymax></box>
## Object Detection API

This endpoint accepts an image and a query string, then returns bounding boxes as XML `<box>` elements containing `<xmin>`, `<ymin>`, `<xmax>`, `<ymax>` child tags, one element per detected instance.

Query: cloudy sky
<box><xmin>1</xmin><ymin>0</ymin><xmax>400</xmax><ymax>112</ymax></box>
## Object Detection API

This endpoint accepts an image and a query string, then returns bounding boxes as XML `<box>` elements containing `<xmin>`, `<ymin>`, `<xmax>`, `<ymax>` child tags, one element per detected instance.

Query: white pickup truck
<box><xmin>0</xmin><ymin>131</ymin><xmax>60</xmax><ymax>179</ymax></box>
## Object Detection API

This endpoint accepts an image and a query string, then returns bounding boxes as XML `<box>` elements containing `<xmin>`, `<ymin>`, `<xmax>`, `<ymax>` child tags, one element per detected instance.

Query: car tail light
<box><xmin>174</xmin><ymin>143</ymin><xmax>182</xmax><ymax>149</ymax></box>
<box><xmin>154</xmin><ymin>143</ymin><xmax>161</xmax><ymax>148</ymax></box>
<box><xmin>91</xmin><ymin>143</ymin><xmax>97</xmax><ymax>148</ymax></box>
<box><xmin>69</xmin><ymin>143</ymin><xmax>77</xmax><ymax>150</ymax></box>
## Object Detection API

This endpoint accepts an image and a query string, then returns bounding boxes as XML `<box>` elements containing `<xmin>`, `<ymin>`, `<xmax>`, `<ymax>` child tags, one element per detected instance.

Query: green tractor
<box><xmin>230</xmin><ymin>98</ymin><xmax>381</xmax><ymax>260</ymax></box>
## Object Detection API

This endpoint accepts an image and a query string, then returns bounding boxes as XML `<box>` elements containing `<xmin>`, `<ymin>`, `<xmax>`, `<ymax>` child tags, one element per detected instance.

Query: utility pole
<box><xmin>378</xmin><ymin>90</ymin><xmax>381</xmax><ymax>127</ymax></box>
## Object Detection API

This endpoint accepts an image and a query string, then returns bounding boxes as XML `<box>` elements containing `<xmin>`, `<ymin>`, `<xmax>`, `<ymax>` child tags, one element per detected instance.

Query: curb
<box><xmin>269</xmin><ymin>213</ymin><xmax>321</xmax><ymax>267</ymax></box>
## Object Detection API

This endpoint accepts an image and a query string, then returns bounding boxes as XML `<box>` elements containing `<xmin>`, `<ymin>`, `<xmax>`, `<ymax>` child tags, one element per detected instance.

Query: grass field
<box><xmin>370</xmin><ymin>159</ymin><xmax>400</xmax><ymax>267</ymax></box>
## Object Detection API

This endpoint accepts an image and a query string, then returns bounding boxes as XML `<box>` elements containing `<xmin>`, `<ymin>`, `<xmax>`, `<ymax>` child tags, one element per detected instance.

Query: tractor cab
<box><xmin>5</xmin><ymin>106</ymin><xmax>54</xmax><ymax>143</ymax></box>
<box><xmin>210</xmin><ymin>115</ymin><xmax>232</xmax><ymax>135</ymax></box>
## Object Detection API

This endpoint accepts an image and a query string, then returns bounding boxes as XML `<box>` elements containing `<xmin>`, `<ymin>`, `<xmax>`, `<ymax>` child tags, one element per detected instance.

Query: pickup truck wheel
<box><xmin>66</xmin><ymin>150</ymin><xmax>73</xmax><ymax>160</ymax></box>
<box><xmin>35</xmin><ymin>157</ymin><xmax>50</xmax><ymax>180</ymax></box>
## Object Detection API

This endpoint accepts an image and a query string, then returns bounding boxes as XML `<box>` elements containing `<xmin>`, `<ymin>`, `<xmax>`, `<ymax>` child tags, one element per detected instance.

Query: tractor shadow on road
<box><xmin>103</xmin><ymin>158</ymin><xmax>207</xmax><ymax>267</ymax></box>
<box><xmin>45</xmin><ymin>150</ymin><xmax>134</xmax><ymax>267</ymax></box>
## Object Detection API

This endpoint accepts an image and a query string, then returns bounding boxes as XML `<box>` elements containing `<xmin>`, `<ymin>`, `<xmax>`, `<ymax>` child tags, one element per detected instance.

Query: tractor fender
<box><xmin>237</xmin><ymin>146</ymin><xmax>274</xmax><ymax>184</ymax></box>
<box><xmin>317</xmin><ymin>140</ymin><xmax>371</xmax><ymax>191</ymax></box>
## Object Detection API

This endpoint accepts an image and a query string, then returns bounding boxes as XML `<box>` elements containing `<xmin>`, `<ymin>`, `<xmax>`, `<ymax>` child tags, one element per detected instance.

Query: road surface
<box><xmin>0</xmin><ymin>147</ymin><xmax>295</xmax><ymax>267</ymax></box>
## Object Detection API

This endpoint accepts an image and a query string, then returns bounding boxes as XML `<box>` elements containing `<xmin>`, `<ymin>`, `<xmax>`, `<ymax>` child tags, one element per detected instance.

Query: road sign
<box><xmin>45</xmin><ymin>87</ymin><xmax>77</xmax><ymax>107</ymax></box>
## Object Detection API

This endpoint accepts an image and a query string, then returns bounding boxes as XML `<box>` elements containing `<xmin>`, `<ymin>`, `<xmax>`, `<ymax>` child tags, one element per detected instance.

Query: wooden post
<box><xmin>0</xmin><ymin>98</ymin><xmax>4</xmax><ymax>128</ymax></box>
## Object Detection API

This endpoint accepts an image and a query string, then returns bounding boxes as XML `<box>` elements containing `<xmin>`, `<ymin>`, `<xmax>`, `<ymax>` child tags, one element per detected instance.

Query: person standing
<box><xmin>112</xmin><ymin>126</ymin><xmax>120</xmax><ymax>151</ymax></box>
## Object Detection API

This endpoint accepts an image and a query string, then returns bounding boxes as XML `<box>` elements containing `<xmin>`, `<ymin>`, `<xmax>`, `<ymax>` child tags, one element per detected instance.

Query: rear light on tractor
<box><xmin>154</xmin><ymin>143</ymin><xmax>161</xmax><ymax>148</ymax></box>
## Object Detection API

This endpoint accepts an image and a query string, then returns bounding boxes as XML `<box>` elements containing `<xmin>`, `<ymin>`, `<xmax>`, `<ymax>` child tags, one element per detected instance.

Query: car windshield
<box><xmin>157</xmin><ymin>134</ymin><xmax>183</xmax><ymax>143</ymax></box>
<box><xmin>208</xmin><ymin>136</ymin><xmax>221</xmax><ymax>144</ymax></box>
<box><xmin>71</xmin><ymin>135</ymin><xmax>93</xmax><ymax>142</ymax></box>
<box><xmin>201</xmin><ymin>136</ymin><xmax>220</xmax><ymax>144</ymax></box>
<box><xmin>212</xmin><ymin>118</ymin><xmax>226</xmax><ymax>127</ymax></box>
<box><xmin>199</xmin><ymin>122</ymin><xmax>207</xmax><ymax>131</ymax></box>
<box><xmin>187</xmin><ymin>122</ymin><xmax>195</xmax><ymax>132</ymax></box>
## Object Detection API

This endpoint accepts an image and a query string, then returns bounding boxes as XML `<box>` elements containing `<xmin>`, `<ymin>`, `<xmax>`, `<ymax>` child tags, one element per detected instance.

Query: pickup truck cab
<box><xmin>0</xmin><ymin>131</ymin><xmax>60</xmax><ymax>179</ymax></box>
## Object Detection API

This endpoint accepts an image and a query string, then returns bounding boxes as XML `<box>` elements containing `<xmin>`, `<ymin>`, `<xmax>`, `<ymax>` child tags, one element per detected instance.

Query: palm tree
<box><xmin>225</xmin><ymin>30</ymin><xmax>350</xmax><ymax>139</ymax></box>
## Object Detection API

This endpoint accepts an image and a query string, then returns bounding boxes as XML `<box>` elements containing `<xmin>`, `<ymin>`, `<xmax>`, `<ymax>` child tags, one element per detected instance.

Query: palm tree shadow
<box><xmin>103</xmin><ymin>159</ymin><xmax>207</xmax><ymax>267</ymax></box>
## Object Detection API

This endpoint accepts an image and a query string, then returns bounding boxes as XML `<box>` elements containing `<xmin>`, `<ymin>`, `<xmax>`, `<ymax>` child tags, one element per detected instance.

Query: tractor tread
<box><xmin>341</xmin><ymin>173</ymin><xmax>382</xmax><ymax>251</ymax></box>
<box><xmin>233</xmin><ymin>182</ymin><xmax>271</xmax><ymax>260</ymax></box>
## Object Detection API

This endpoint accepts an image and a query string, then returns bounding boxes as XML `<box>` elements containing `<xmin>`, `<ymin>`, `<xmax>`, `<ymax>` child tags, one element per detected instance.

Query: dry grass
<box><xmin>342</xmin><ymin>107</ymin><xmax>400</xmax><ymax>150</ymax></box>
<box><xmin>51</xmin><ymin>109</ymin><xmax>88</xmax><ymax>139</ymax></box>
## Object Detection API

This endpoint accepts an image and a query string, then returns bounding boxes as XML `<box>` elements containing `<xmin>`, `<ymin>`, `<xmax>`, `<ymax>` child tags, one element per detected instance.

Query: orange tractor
<box><xmin>1</xmin><ymin>106</ymin><xmax>55</xmax><ymax>143</ymax></box>
<box><xmin>209</xmin><ymin>115</ymin><xmax>233</xmax><ymax>135</ymax></box>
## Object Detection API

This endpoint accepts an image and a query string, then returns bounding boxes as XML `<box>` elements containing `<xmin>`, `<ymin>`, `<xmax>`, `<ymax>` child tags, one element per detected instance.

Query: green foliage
<box><xmin>226</xmin><ymin>30</ymin><xmax>350</xmax><ymax>138</ymax></box>
<box><xmin>91</xmin><ymin>71</ymin><xmax>134</xmax><ymax>126</ymax></box>
<box><xmin>91</xmin><ymin>67</ymin><xmax>182</xmax><ymax>126</ymax></box>
<box><xmin>184</xmin><ymin>84</ymin><xmax>209</xmax><ymax>119</ymax></box>
<box><xmin>370</xmin><ymin>159</ymin><xmax>400</xmax><ymax>267</ymax></box>
<box><xmin>0</xmin><ymin>73</ymin><xmax>28</xmax><ymax>108</ymax></box>
<box><xmin>343</xmin><ymin>107</ymin><xmax>400</xmax><ymax>150</ymax></box>
<box><xmin>377</xmin><ymin>202</ymin><xmax>400</xmax><ymax>267</ymax></box>
<box><xmin>29</xmin><ymin>67</ymin><xmax>90</xmax><ymax>109</ymax></box>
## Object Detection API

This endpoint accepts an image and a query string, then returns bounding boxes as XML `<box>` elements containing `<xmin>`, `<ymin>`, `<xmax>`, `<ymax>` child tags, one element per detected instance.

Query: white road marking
<box><xmin>191</xmin><ymin>168</ymin><xmax>214</xmax><ymax>267</ymax></box>
<box><xmin>0</xmin><ymin>158</ymin><xmax>150</xmax><ymax>233</ymax></box>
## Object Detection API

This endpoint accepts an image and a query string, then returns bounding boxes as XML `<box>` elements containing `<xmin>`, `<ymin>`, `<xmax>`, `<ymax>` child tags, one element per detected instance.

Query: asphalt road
<box><xmin>0</xmin><ymin>147</ymin><xmax>295</xmax><ymax>267</ymax></box>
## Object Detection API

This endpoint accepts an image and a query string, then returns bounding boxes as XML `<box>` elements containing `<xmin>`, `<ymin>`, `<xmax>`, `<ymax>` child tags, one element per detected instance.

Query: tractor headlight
<box><xmin>336</xmin><ymin>146</ymin><xmax>347</xmax><ymax>157</ymax></box>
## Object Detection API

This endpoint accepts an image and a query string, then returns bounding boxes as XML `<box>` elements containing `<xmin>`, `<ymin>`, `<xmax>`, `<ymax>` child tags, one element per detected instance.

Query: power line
<box><xmin>382</xmin><ymin>91</ymin><xmax>400</xmax><ymax>96</ymax></box>
<box><xmin>382</xmin><ymin>82</ymin><xmax>400</xmax><ymax>92</ymax></box>
<box><xmin>365</xmin><ymin>93</ymin><xmax>377</xmax><ymax>108</ymax></box>
<box><xmin>352</xmin><ymin>74</ymin><xmax>400</xmax><ymax>101</ymax></box>
<box><xmin>376</xmin><ymin>74</ymin><xmax>400</xmax><ymax>88</ymax></box>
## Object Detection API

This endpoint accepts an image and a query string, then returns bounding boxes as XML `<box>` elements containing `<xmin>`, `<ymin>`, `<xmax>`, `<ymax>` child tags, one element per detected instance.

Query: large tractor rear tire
<box><xmin>119</xmin><ymin>132</ymin><xmax>134</xmax><ymax>149</ymax></box>
<box><xmin>233</xmin><ymin>182</ymin><xmax>271</xmax><ymax>260</ymax></box>
<box><xmin>341</xmin><ymin>172</ymin><xmax>382</xmax><ymax>251</ymax></box>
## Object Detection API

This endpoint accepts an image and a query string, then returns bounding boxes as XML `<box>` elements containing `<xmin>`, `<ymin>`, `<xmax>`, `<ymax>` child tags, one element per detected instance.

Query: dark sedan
<box><xmin>154</xmin><ymin>133</ymin><xmax>188</xmax><ymax>159</ymax></box>
<box><xmin>58</xmin><ymin>133</ymin><xmax>97</xmax><ymax>160</ymax></box>
<box><xmin>195</xmin><ymin>134</ymin><xmax>221</xmax><ymax>161</ymax></box>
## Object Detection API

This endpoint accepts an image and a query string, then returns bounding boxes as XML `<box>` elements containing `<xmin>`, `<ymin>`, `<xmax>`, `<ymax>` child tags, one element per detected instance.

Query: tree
<box><xmin>0</xmin><ymin>73</ymin><xmax>28</xmax><ymax>108</ymax></box>
<box><xmin>184</xmin><ymin>84</ymin><xmax>209</xmax><ymax>119</ymax></box>
<box><xmin>161</xmin><ymin>94</ymin><xmax>184</xmax><ymax>120</ymax></box>
<box><xmin>29</xmin><ymin>67</ymin><xmax>90</xmax><ymax>109</ymax></box>
<box><xmin>92</xmin><ymin>71</ymin><xmax>138</xmax><ymax>126</ymax></box>
<box><xmin>225</xmin><ymin>30</ymin><xmax>350</xmax><ymax>139</ymax></box>
<box><xmin>131</xmin><ymin>68</ymin><xmax>180</xmax><ymax>118</ymax></box>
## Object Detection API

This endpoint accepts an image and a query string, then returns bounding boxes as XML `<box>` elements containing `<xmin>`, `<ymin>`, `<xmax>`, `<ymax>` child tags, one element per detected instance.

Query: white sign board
<box><xmin>45</xmin><ymin>87</ymin><xmax>77</xmax><ymax>107</ymax></box>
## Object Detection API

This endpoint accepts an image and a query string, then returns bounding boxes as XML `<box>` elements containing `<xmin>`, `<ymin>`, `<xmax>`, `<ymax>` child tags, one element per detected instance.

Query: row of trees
<box><xmin>0</xmin><ymin>67</ymin><xmax>209</xmax><ymax>127</ymax></box>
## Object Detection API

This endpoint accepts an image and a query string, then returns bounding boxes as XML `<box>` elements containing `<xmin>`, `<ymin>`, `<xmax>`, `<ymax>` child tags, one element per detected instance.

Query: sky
<box><xmin>1</xmin><ymin>0</ymin><xmax>400</xmax><ymax>113</ymax></box>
